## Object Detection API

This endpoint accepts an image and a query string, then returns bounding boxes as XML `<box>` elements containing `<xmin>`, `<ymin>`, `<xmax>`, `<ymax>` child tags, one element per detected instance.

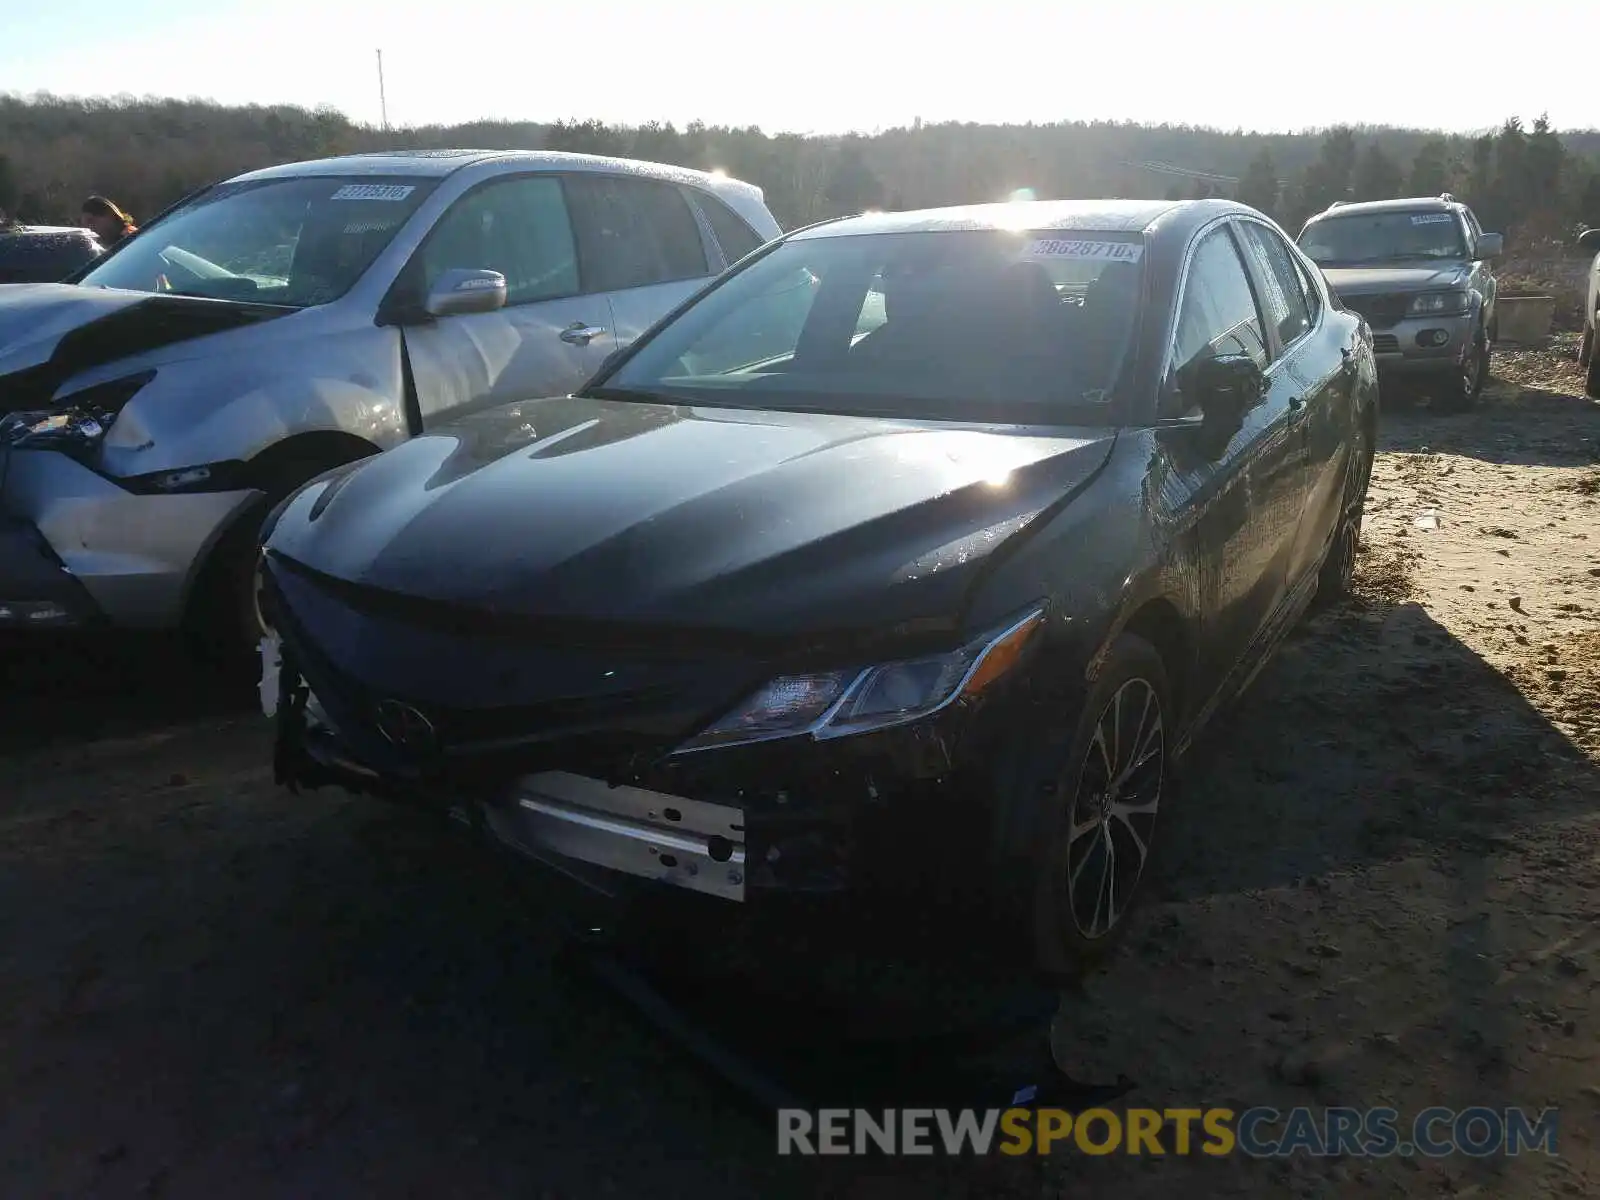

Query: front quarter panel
<box><xmin>97</xmin><ymin>322</ymin><xmax>408</xmax><ymax>478</ymax></box>
<box><xmin>968</xmin><ymin>432</ymin><xmax>1194</xmax><ymax>708</ymax></box>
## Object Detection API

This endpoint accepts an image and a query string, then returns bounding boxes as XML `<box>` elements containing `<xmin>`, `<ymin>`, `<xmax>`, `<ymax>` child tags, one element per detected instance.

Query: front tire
<box><xmin>185</xmin><ymin>454</ymin><xmax>360</xmax><ymax>668</ymax></box>
<box><xmin>1585</xmin><ymin>319</ymin><xmax>1600</xmax><ymax>400</ymax></box>
<box><xmin>1434</xmin><ymin>330</ymin><xmax>1488</xmax><ymax>413</ymax></box>
<box><xmin>1024</xmin><ymin>634</ymin><xmax>1172</xmax><ymax>982</ymax></box>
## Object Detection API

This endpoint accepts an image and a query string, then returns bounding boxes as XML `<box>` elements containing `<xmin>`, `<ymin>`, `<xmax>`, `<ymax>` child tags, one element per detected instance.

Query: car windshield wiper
<box><xmin>581</xmin><ymin>385</ymin><xmax>681</xmax><ymax>405</ymax></box>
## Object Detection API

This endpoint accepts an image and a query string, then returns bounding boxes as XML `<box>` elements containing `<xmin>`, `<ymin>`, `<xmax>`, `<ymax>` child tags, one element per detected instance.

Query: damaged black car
<box><xmin>258</xmin><ymin>198</ymin><xmax>1377</xmax><ymax>978</ymax></box>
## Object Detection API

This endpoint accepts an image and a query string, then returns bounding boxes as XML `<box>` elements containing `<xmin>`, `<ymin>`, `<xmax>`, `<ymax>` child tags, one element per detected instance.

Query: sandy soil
<box><xmin>1</xmin><ymin>344</ymin><xmax>1596</xmax><ymax>1199</ymax></box>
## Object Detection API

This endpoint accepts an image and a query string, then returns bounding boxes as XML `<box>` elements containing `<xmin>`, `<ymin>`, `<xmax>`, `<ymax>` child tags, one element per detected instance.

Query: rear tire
<box><xmin>1313</xmin><ymin>431</ymin><xmax>1372</xmax><ymax>611</ymax></box>
<box><xmin>1004</xmin><ymin>634</ymin><xmax>1172</xmax><ymax>983</ymax></box>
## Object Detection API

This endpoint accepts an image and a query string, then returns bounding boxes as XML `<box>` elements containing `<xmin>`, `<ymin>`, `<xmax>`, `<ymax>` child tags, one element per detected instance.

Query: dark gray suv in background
<box><xmin>1298</xmin><ymin>194</ymin><xmax>1501</xmax><ymax>412</ymax></box>
<box><xmin>0</xmin><ymin>224</ymin><xmax>103</xmax><ymax>283</ymax></box>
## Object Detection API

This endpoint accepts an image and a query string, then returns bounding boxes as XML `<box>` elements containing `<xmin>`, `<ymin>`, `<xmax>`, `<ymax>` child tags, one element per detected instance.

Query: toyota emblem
<box><xmin>374</xmin><ymin>699</ymin><xmax>437</xmax><ymax>753</ymax></box>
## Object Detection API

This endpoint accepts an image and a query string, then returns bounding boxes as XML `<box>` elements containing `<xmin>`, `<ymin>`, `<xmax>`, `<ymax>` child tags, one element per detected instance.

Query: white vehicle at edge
<box><xmin>0</xmin><ymin>149</ymin><xmax>780</xmax><ymax>648</ymax></box>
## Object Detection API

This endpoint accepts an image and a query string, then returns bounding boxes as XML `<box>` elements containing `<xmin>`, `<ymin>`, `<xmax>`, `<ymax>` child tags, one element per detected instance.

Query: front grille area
<box><xmin>1371</xmin><ymin>333</ymin><xmax>1400</xmax><ymax>354</ymax></box>
<box><xmin>1343</xmin><ymin>293</ymin><xmax>1409</xmax><ymax>329</ymax></box>
<box><xmin>262</xmin><ymin>556</ymin><xmax>753</xmax><ymax>781</ymax></box>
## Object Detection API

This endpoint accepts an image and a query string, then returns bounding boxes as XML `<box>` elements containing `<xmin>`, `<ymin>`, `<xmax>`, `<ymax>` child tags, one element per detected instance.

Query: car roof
<box><xmin>6</xmin><ymin>225</ymin><xmax>95</xmax><ymax>237</ymax></box>
<box><xmin>227</xmin><ymin>148</ymin><xmax>754</xmax><ymax>193</ymax></box>
<box><xmin>1307</xmin><ymin>196</ymin><xmax>1457</xmax><ymax>220</ymax></box>
<box><xmin>789</xmin><ymin>198</ymin><xmax>1247</xmax><ymax>240</ymax></box>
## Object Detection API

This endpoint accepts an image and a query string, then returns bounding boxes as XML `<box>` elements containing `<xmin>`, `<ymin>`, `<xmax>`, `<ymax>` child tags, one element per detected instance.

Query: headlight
<box><xmin>677</xmin><ymin>605</ymin><xmax>1047</xmax><ymax>753</ymax></box>
<box><xmin>1408</xmin><ymin>290</ymin><xmax>1470</xmax><ymax>316</ymax></box>
<box><xmin>0</xmin><ymin>370</ymin><xmax>154</xmax><ymax>454</ymax></box>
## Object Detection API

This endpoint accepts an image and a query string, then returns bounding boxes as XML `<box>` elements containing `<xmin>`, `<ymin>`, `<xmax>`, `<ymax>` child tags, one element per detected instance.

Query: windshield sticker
<box><xmin>1020</xmin><ymin>238</ymin><xmax>1143</xmax><ymax>263</ymax></box>
<box><xmin>1410</xmin><ymin>213</ymin><xmax>1454</xmax><ymax>225</ymax></box>
<box><xmin>330</xmin><ymin>183</ymin><xmax>416</xmax><ymax>202</ymax></box>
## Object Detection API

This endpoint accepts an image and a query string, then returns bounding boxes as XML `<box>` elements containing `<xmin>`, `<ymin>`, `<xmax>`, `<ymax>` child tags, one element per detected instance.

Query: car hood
<box><xmin>0</xmin><ymin>283</ymin><xmax>293</xmax><ymax>409</ymax></box>
<box><xmin>1321</xmin><ymin>264</ymin><xmax>1469</xmax><ymax>296</ymax></box>
<box><xmin>266</xmin><ymin>394</ymin><xmax>1116</xmax><ymax>641</ymax></box>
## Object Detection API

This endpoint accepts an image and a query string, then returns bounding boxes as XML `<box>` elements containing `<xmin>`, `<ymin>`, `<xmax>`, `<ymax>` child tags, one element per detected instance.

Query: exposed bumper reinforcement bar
<box><xmin>485</xmin><ymin>771</ymin><xmax>748</xmax><ymax>903</ymax></box>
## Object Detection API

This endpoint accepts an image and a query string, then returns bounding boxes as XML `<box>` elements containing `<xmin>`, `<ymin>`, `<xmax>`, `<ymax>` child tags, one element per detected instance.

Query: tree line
<box><xmin>3</xmin><ymin>93</ymin><xmax>1598</xmax><ymax>245</ymax></box>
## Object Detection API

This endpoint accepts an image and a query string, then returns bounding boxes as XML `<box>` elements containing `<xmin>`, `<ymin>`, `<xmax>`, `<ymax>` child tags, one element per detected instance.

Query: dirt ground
<box><xmin>1</xmin><ymin>343</ymin><xmax>1596</xmax><ymax>1199</ymax></box>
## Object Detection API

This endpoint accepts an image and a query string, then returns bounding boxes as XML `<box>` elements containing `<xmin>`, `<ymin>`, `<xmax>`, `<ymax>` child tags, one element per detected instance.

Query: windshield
<box><xmin>1298</xmin><ymin>211</ymin><xmax>1468</xmax><ymax>266</ymax></box>
<box><xmin>79</xmin><ymin>175</ymin><xmax>437</xmax><ymax>306</ymax></box>
<box><xmin>594</xmin><ymin>229</ymin><xmax>1144</xmax><ymax>424</ymax></box>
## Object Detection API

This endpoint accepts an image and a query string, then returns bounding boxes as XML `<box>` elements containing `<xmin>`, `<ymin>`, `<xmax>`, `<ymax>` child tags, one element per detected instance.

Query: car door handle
<box><xmin>560</xmin><ymin>323</ymin><xmax>606</xmax><ymax>346</ymax></box>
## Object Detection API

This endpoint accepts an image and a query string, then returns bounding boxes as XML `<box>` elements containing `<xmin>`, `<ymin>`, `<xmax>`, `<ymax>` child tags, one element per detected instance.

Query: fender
<box><xmin>172</xmin><ymin>429</ymin><xmax>383</xmax><ymax>615</ymax></box>
<box><xmin>98</xmin><ymin>324</ymin><xmax>410</xmax><ymax>478</ymax></box>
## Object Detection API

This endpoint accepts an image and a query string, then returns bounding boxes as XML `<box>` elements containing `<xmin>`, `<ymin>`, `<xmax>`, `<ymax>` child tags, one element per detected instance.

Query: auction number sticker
<box><xmin>1021</xmin><ymin>238</ymin><xmax>1143</xmax><ymax>263</ymax></box>
<box><xmin>330</xmin><ymin>183</ymin><xmax>416</xmax><ymax>202</ymax></box>
<box><xmin>1410</xmin><ymin>213</ymin><xmax>1454</xmax><ymax>225</ymax></box>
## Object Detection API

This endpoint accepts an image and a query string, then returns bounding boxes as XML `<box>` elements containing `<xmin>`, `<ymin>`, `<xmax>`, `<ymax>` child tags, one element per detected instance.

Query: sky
<box><xmin>3</xmin><ymin>0</ymin><xmax>1595</xmax><ymax>136</ymax></box>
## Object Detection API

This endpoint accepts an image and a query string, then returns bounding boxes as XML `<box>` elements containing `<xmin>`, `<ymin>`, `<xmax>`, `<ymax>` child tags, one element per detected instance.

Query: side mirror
<box><xmin>1193</xmin><ymin>353</ymin><xmax>1266</xmax><ymax>427</ymax></box>
<box><xmin>422</xmin><ymin>268</ymin><xmax>507</xmax><ymax>318</ymax></box>
<box><xmin>1475</xmin><ymin>232</ymin><xmax>1503</xmax><ymax>260</ymax></box>
<box><xmin>1578</xmin><ymin>228</ymin><xmax>1600</xmax><ymax>254</ymax></box>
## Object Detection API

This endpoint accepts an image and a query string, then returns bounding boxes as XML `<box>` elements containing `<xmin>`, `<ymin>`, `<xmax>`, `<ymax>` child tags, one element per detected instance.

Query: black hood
<box><xmin>266</xmin><ymin>395</ymin><xmax>1115</xmax><ymax>643</ymax></box>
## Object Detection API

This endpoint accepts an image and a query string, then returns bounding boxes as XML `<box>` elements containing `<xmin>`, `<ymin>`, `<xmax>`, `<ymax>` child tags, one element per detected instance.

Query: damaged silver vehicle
<box><xmin>0</xmin><ymin>150</ymin><xmax>779</xmax><ymax>646</ymax></box>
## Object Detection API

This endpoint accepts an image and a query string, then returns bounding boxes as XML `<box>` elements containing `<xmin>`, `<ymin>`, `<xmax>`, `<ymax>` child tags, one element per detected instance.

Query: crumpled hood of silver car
<box><xmin>0</xmin><ymin>283</ymin><xmax>296</xmax><ymax>410</ymax></box>
<box><xmin>0</xmin><ymin>284</ymin><xmax>156</xmax><ymax>376</ymax></box>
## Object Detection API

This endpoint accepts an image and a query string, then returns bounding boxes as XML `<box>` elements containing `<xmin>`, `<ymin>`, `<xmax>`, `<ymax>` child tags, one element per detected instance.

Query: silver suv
<box><xmin>1297</xmin><ymin>194</ymin><xmax>1501</xmax><ymax>411</ymax></box>
<box><xmin>0</xmin><ymin>150</ymin><xmax>780</xmax><ymax>648</ymax></box>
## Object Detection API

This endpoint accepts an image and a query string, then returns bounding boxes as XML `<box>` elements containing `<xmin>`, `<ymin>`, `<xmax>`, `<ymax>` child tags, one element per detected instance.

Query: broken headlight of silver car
<box><xmin>676</xmin><ymin>605</ymin><xmax>1047</xmax><ymax>752</ymax></box>
<box><xmin>0</xmin><ymin>370</ymin><xmax>155</xmax><ymax>455</ymax></box>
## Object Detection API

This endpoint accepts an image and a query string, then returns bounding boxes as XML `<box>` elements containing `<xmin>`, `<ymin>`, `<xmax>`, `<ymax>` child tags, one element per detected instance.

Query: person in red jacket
<box><xmin>80</xmin><ymin>195</ymin><xmax>137</xmax><ymax>250</ymax></box>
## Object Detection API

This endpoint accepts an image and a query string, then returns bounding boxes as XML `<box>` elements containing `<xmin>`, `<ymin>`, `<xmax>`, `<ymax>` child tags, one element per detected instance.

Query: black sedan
<box><xmin>258</xmin><ymin>198</ymin><xmax>1378</xmax><ymax>979</ymax></box>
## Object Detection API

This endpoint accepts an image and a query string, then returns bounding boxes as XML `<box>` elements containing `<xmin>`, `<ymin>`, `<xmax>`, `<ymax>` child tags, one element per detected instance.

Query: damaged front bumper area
<box><xmin>0</xmin><ymin>511</ymin><xmax>100</xmax><ymax>627</ymax></box>
<box><xmin>265</xmin><ymin>622</ymin><xmax>1014</xmax><ymax>910</ymax></box>
<box><xmin>1</xmin><ymin>447</ymin><xmax>258</xmax><ymax>628</ymax></box>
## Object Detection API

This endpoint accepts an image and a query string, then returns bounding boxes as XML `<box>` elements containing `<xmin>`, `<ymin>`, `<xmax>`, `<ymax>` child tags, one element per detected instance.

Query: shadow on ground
<box><xmin>1166</xmin><ymin>595</ymin><xmax>1598</xmax><ymax>901</ymax></box>
<box><xmin>1377</xmin><ymin>375</ymin><xmax>1600</xmax><ymax>469</ymax></box>
<box><xmin>0</xmin><ymin>631</ymin><xmax>254</xmax><ymax>757</ymax></box>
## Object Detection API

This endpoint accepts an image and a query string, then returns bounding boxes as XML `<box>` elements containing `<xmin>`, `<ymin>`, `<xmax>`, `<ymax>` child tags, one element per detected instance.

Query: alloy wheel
<box><xmin>1063</xmin><ymin>678</ymin><xmax>1165</xmax><ymax>939</ymax></box>
<box><xmin>1465</xmin><ymin>338</ymin><xmax>1487</xmax><ymax>397</ymax></box>
<box><xmin>1332</xmin><ymin>513</ymin><xmax>1359</xmax><ymax>592</ymax></box>
<box><xmin>249</xmin><ymin>549</ymin><xmax>272</xmax><ymax>641</ymax></box>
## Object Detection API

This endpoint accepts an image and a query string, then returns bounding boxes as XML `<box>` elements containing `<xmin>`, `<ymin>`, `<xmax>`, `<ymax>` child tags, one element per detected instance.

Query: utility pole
<box><xmin>376</xmin><ymin>49</ymin><xmax>389</xmax><ymax>131</ymax></box>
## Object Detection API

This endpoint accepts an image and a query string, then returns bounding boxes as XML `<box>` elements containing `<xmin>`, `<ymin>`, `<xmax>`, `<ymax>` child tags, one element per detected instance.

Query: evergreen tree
<box><xmin>1352</xmin><ymin>143</ymin><xmax>1403</xmax><ymax>201</ymax></box>
<box><xmin>1236</xmin><ymin>149</ymin><xmax>1280</xmax><ymax>216</ymax></box>
<box><xmin>1407</xmin><ymin>139</ymin><xmax>1452</xmax><ymax>197</ymax></box>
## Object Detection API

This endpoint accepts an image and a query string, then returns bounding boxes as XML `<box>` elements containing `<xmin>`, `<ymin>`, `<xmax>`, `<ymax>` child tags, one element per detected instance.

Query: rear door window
<box><xmin>1236</xmin><ymin>221</ymin><xmax>1314</xmax><ymax>349</ymax></box>
<box><xmin>566</xmin><ymin>174</ymin><xmax>709</xmax><ymax>292</ymax></box>
<box><xmin>697</xmin><ymin>193</ymin><xmax>766</xmax><ymax>266</ymax></box>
